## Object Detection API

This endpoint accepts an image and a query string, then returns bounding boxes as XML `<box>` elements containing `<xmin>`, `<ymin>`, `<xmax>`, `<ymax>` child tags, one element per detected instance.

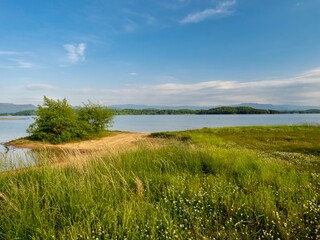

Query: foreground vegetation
<box><xmin>0</xmin><ymin>126</ymin><xmax>319</xmax><ymax>239</ymax></box>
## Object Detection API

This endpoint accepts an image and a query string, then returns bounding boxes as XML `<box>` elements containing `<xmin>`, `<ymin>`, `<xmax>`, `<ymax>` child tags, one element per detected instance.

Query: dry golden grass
<box><xmin>8</xmin><ymin>132</ymin><xmax>146</xmax><ymax>152</ymax></box>
<box><xmin>0</xmin><ymin>118</ymin><xmax>28</xmax><ymax>120</ymax></box>
<box><xmin>3</xmin><ymin>132</ymin><xmax>172</xmax><ymax>174</ymax></box>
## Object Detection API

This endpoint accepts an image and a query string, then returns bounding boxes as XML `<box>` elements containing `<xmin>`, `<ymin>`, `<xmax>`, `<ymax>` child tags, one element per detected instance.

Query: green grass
<box><xmin>0</xmin><ymin>126</ymin><xmax>319</xmax><ymax>239</ymax></box>
<box><xmin>151</xmin><ymin>125</ymin><xmax>320</xmax><ymax>172</ymax></box>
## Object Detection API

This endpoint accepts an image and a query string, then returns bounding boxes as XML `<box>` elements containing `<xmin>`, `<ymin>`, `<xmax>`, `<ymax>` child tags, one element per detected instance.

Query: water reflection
<box><xmin>0</xmin><ymin>144</ymin><xmax>37</xmax><ymax>171</ymax></box>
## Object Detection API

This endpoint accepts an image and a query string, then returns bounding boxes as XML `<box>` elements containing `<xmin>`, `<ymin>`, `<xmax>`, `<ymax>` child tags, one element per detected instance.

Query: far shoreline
<box><xmin>0</xmin><ymin>117</ymin><xmax>29</xmax><ymax>120</ymax></box>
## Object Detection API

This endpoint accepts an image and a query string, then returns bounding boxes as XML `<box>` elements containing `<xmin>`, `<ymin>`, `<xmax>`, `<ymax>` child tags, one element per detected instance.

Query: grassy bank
<box><xmin>0</xmin><ymin>126</ymin><xmax>319</xmax><ymax>239</ymax></box>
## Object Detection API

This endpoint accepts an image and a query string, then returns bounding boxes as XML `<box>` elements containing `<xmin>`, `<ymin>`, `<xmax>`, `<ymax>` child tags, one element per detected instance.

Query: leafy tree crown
<box><xmin>27</xmin><ymin>97</ymin><xmax>113</xmax><ymax>143</ymax></box>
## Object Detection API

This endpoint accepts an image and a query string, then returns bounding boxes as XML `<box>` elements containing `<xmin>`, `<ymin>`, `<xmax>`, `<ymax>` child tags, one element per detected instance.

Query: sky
<box><xmin>1</xmin><ymin>0</ymin><xmax>320</xmax><ymax>106</ymax></box>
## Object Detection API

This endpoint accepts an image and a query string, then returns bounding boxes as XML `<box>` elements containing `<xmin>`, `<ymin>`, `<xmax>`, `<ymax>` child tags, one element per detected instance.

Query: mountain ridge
<box><xmin>110</xmin><ymin>103</ymin><xmax>320</xmax><ymax>111</ymax></box>
<box><xmin>1</xmin><ymin>102</ymin><xmax>320</xmax><ymax>114</ymax></box>
<box><xmin>0</xmin><ymin>103</ymin><xmax>37</xmax><ymax>114</ymax></box>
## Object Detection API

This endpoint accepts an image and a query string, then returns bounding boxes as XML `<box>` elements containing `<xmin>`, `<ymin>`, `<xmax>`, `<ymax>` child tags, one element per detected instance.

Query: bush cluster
<box><xmin>27</xmin><ymin>97</ymin><xmax>113</xmax><ymax>143</ymax></box>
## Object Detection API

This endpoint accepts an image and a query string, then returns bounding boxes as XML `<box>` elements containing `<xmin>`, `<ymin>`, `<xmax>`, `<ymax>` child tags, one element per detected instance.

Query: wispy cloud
<box><xmin>180</xmin><ymin>0</ymin><xmax>237</xmax><ymax>24</ymax></box>
<box><xmin>25</xmin><ymin>84</ymin><xmax>55</xmax><ymax>91</ymax></box>
<box><xmin>63</xmin><ymin>43</ymin><xmax>86</xmax><ymax>64</ymax></box>
<box><xmin>0</xmin><ymin>50</ymin><xmax>34</xmax><ymax>69</ymax></box>
<box><xmin>122</xmin><ymin>9</ymin><xmax>157</xmax><ymax>26</ymax></box>
<box><xmin>10</xmin><ymin>59</ymin><xmax>34</xmax><ymax>68</ymax></box>
<box><xmin>123</xmin><ymin>18</ymin><xmax>137</xmax><ymax>32</ymax></box>
<box><xmin>0</xmin><ymin>51</ymin><xmax>18</xmax><ymax>55</ymax></box>
<box><xmin>121</xmin><ymin>10</ymin><xmax>158</xmax><ymax>33</ymax></box>
<box><xmin>36</xmin><ymin>67</ymin><xmax>320</xmax><ymax>106</ymax></box>
<box><xmin>157</xmin><ymin>0</ymin><xmax>192</xmax><ymax>10</ymax></box>
<box><xmin>16</xmin><ymin>68</ymin><xmax>320</xmax><ymax>106</ymax></box>
<box><xmin>0</xmin><ymin>59</ymin><xmax>34</xmax><ymax>69</ymax></box>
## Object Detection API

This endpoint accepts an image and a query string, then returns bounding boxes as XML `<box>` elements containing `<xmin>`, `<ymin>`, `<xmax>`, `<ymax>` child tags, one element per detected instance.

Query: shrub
<box><xmin>78</xmin><ymin>101</ymin><xmax>113</xmax><ymax>133</ymax></box>
<box><xmin>27</xmin><ymin>97</ymin><xmax>113</xmax><ymax>143</ymax></box>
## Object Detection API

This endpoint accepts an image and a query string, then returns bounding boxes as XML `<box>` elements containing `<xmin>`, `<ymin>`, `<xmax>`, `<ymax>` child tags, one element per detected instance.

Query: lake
<box><xmin>1</xmin><ymin>114</ymin><xmax>320</xmax><ymax>170</ymax></box>
<box><xmin>0</xmin><ymin>117</ymin><xmax>35</xmax><ymax>170</ymax></box>
<box><xmin>111</xmin><ymin>114</ymin><xmax>320</xmax><ymax>133</ymax></box>
<box><xmin>1</xmin><ymin>114</ymin><xmax>320</xmax><ymax>145</ymax></box>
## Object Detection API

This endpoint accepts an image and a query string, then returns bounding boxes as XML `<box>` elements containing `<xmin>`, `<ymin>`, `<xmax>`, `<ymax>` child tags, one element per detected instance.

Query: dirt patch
<box><xmin>3</xmin><ymin>133</ymin><xmax>176</xmax><ymax>172</ymax></box>
<box><xmin>4</xmin><ymin>133</ymin><xmax>149</xmax><ymax>169</ymax></box>
<box><xmin>8</xmin><ymin>132</ymin><xmax>148</xmax><ymax>153</ymax></box>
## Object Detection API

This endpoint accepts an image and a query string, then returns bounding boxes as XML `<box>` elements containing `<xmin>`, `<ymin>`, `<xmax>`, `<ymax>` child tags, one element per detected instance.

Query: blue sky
<box><xmin>1</xmin><ymin>0</ymin><xmax>320</xmax><ymax>106</ymax></box>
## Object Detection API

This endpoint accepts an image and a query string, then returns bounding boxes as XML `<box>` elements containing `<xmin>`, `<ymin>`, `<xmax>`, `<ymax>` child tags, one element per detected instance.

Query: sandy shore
<box><xmin>0</xmin><ymin>118</ymin><xmax>29</xmax><ymax>120</ymax></box>
<box><xmin>7</xmin><ymin>132</ymin><xmax>148</xmax><ymax>153</ymax></box>
<box><xmin>2</xmin><ymin>132</ymin><xmax>151</xmax><ymax>170</ymax></box>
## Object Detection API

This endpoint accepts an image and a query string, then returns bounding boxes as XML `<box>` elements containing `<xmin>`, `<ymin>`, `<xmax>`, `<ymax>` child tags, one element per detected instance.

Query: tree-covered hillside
<box><xmin>197</xmin><ymin>106</ymin><xmax>280</xmax><ymax>114</ymax></box>
<box><xmin>0</xmin><ymin>103</ymin><xmax>36</xmax><ymax>114</ymax></box>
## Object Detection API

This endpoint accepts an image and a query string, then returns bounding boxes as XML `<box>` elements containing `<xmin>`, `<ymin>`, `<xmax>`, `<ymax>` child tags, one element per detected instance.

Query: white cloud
<box><xmin>0</xmin><ymin>59</ymin><xmax>34</xmax><ymax>69</ymax></box>
<box><xmin>129</xmin><ymin>72</ymin><xmax>137</xmax><ymax>76</ymax></box>
<box><xmin>17</xmin><ymin>67</ymin><xmax>320</xmax><ymax>107</ymax></box>
<box><xmin>25</xmin><ymin>84</ymin><xmax>55</xmax><ymax>91</ymax></box>
<box><xmin>63</xmin><ymin>43</ymin><xmax>86</xmax><ymax>64</ymax></box>
<box><xmin>0</xmin><ymin>51</ymin><xmax>18</xmax><ymax>55</ymax></box>
<box><xmin>122</xmin><ymin>9</ymin><xmax>157</xmax><ymax>26</ymax></box>
<box><xmin>32</xmin><ymin>67</ymin><xmax>320</xmax><ymax>106</ymax></box>
<box><xmin>180</xmin><ymin>0</ymin><xmax>237</xmax><ymax>24</ymax></box>
<box><xmin>11</xmin><ymin>59</ymin><xmax>34</xmax><ymax>68</ymax></box>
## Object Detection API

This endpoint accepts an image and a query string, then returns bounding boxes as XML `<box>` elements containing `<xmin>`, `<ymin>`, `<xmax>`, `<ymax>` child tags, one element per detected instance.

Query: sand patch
<box><xmin>8</xmin><ymin>132</ymin><xmax>148</xmax><ymax>153</ymax></box>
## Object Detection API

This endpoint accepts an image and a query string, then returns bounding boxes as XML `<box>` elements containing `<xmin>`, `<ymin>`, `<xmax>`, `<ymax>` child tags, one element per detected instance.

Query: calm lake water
<box><xmin>0</xmin><ymin>117</ymin><xmax>35</xmax><ymax>170</ymax></box>
<box><xmin>111</xmin><ymin>114</ymin><xmax>320</xmax><ymax>133</ymax></box>
<box><xmin>1</xmin><ymin>114</ymin><xmax>320</xmax><ymax>145</ymax></box>
<box><xmin>1</xmin><ymin>114</ymin><xmax>320</xmax><ymax>170</ymax></box>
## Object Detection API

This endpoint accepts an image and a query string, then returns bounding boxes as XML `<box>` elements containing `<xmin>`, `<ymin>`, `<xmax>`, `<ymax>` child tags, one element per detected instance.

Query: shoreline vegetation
<box><xmin>0</xmin><ymin>125</ymin><xmax>319</xmax><ymax>239</ymax></box>
<box><xmin>1</xmin><ymin>106</ymin><xmax>320</xmax><ymax>116</ymax></box>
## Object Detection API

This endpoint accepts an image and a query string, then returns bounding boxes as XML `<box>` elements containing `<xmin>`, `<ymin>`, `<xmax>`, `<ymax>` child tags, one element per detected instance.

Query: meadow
<box><xmin>0</xmin><ymin>126</ymin><xmax>319</xmax><ymax>239</ymax></box>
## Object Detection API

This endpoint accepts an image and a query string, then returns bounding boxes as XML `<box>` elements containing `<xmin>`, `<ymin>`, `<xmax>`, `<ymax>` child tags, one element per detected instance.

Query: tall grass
<box><xmin>0</xmin><ymin>126</ymin><xmax>319</xmax><ymax>239</ymax></box>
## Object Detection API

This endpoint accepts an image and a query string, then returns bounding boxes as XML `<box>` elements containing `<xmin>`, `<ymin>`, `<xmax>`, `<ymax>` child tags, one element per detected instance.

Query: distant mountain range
<box><xmin>110</xmin><ymin>103</ymin><xmax>320</xmax><ymax>111</ymax></box>
<box><xmin>0</xmin><ymin>103</ymin><xmax>37</xmax><ymax>114</ymax></box>
<box><xmin>1</xmin><ymin>102</ymin><xmax>320</xmax><ymax>114</ymax></box>
<box><xmin>109</xmin><ymin>104</ymin><xmax>211</xmax><ymax>110</ymax></box>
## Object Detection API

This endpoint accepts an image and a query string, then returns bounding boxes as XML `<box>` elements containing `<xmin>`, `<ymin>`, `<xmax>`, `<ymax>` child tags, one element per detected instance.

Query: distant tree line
<box><xmin>281</xmin><ymin>109</ymin><xmax>320</xmax><ymax>114</ymax></box>
<box><xmin>0</xmin><ymin>110</ymin><xmax>37</xmax><ymax>116</ymax></box>
<box><xmin>197</xmin><ymin>106</ymin><xmax>280</xmax><ymax>114</ymax></box>
<box><xmin>112</xmin><ymin>106</ymin><xmax>280</xmax><ymax>115</ymax></box>
<box><xmin>3</xmin><ymin>106</ymin><xmax>320</xmax><ymax>117</ymax></box>
<box><xmin>111</xmin><ymin>109</ymin><xmax>196</xmax><ymax>115</ymax></box>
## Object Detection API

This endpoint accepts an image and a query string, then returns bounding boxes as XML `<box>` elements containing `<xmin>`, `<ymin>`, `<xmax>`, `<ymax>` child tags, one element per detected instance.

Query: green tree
<box><xmin>27</xmin><ymin>97</ymin><xmax>82</xmax><ymax>143</ymax></box>
<box><xmin>27</xmin><ymin>97</ymin><xmax>113</xmax><ymax>143</ymax></box>
<box><xmin>78</xmin><ymin>101</ymin><xmax>113</xmax><ymax>133</ymax></box>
